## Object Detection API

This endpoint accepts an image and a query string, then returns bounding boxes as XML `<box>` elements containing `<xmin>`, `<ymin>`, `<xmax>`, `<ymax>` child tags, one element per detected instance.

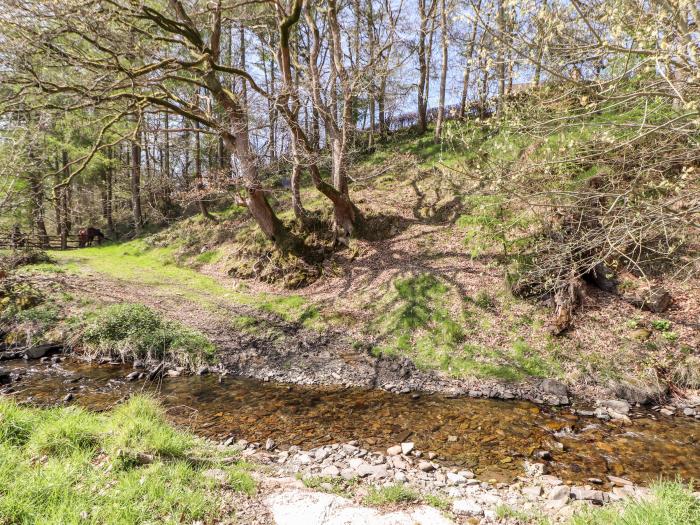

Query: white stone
<box><xmin>447</xmin><ymin>472</ymin><xmax>467</xmax><ymax>485</ymax></box>
<box><xmin>265</xmin><ymin>491</ymin><xmax>455</xmax><ymax>525</ymax></box>
<box><xmin>452</xmin><ymin>499</ymin><xmax>484</xmax><ymax>517</ymax></box>
<box><xmin>401</xmin><ymin>442</ymin><xmax>415</xmax><ymax>455</ymax></box>
<box><xmin>548</xmin><ymin>485</ymin><xmax>571</xmax><ymax>502</ymax></box>
<box><xmin>387</xmin><ymin>445</ymin><xmax>402</xmax><ymax>456</ymax></box>
<box><xmin>522</xmin><ymin>485</ymin><xmax>543</xmax><ymax>499</ymax></box>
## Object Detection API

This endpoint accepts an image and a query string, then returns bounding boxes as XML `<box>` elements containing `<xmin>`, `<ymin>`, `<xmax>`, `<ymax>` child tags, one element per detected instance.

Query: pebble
<box><xmin>660</xmin><ymin>408</ymin><xmax>674</xmax><ymax>416</ymax></box>
<box><xmin>418</xmin><ymin>461</ymin><xmax>435</xmax><ymax>472</ymax></box>
<box><xmin>386</xmin><ymin>445</ymin><xmax>402</xmax><ymax>456</ymax></box>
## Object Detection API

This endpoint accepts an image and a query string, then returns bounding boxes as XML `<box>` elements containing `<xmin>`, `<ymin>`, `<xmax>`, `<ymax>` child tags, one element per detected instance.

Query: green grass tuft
<box><xmin>569</xmin><ymin>481</ymin><xmax>700</xmax><ymax>525</ymax></box>
<box><xmin>364</xmin><ymin>484</ymin><xmax>420</xmax><ymax>506</ymax></box>
<box><xmin>73</xmin><ymin>302</ymin><xmax>215</xmax><ymax>370</ymax></box>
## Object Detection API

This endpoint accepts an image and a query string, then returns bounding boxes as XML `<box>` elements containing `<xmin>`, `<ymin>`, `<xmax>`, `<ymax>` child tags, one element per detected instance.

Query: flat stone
<box><xmin>401</xmin><ymin>442</ymin><xmax>415</xmax><ymax>455</ymax></box>
<box><xmin>265</xmin><ymin>490</ymin><xmax>455</xmax><ymax>525</ymax></box>
<box><xmin>321</xmin><ymin>465</ymin><xmax>340</xmax><ymax>477</ymax></box>
<box><xmin>446</xmin><ymin>472</ymin><xmax>466</xmax><ymax>485</ymax></box>
<box><xmin>296</xmin><ymin>454</ymin><xmax>312</xmax><ymax>465</ymax></box>
<box><xmin>340</xmin><ymin>468</ymin><xmax>355</xmax><ymax>480</ymax></box>
<box><xmin>23</xmin><ymin>344</ymin><xmax>62</xmax><ymax>360</ymax></box>
<box><xmin>608</xmin><ymin>475</ymin><xmax>634</xmax><ymax>487</ymax></box>
<box><xmin>125</xmin><ymin>371</ymin><xmax>140</xmax><ymax>382</ymax></box>
<box><xmin>541</xmin><ymin>379</ymin><xmax>568</xmax><ymax>397</ymax></box>
<box><xmin>387</xmin><ymin>445</ymin><xmax>402</xmax><ymax>456</ymax></box>
<box><xmin>571</xmin><ymin>486</ymin><xmax>608</xmax><ymax>503</ymax></box>
<box><xmin>418</xmin><ymin>461</ymin><xmax>435</xmax><ymax>472</ymax></box>
<box><xmin>458</xmin><ymin>470</ymin><xmax>475</xmax><ymax>479</ymax></box>
<box><xmin>348</xmin><ymin>458</ymin><xmax>366</xmax><ymax>469</ymax></box>
<box><xmin>522</xmin><ymin>485</ymin><xmax>543</xmax><ymax>499</ymax></box>
<box><xmin>342</xmin><ymin>444</ymin><xmax>358</xmax><ymax>455</ymax></box>
<box><xmin>315</xmin><ymin>448</ymin><xmax>330</xmax><ymax>462</ymax></box>
<box><xmin>392</xmin><ymin>457</ymin><xmax>408</xmax><ymax>470</ymax></box>
<box><xmin>548</xmin><ymin>485</ymin><xmax>571</xmax><ymax>502</ymax></box>
<box><xmin>660</xmin><ymin>408</ymin><xmax>674</xmax><ymax>416</ymax></box>
<box><xmin>265</xmin><ymin>438</ymin><xmax>276</xmax><ymax>451</ymax></box>
<box><xmin>597</xmin><ymin>399</ymin><xmax>630</xmax><ymax>415</ymax></box>
<box><xmin>452</xmin><ymin>499</ymin><xmax>484</xmax><ymax>517</ymax></box>
<box><xmin>683</xmin><ymin>408</ymin><xmax>696</xmax><ymax>416</ymax></box>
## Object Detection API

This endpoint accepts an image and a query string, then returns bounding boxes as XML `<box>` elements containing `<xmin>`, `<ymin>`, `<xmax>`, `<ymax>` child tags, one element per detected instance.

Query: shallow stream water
<box><xmin>3</xmin><ymin>359</ymin><xmax>699</xmax><ymax>486</ymax></box>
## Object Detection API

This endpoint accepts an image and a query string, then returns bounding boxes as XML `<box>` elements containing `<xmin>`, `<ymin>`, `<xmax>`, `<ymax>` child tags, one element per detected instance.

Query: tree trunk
<box><xmin>194</xmin><ymin>118</ymin><xmax>215</xmax><ymax>220</ymax></box>
<box><xmin>459</xmin><ymin>0</ymin><xmax>481</xmax><ymax>118</ymax></box>
<box><xmin>131</xmin><ymin>123</ymin><xmax>143</xmax><ymax>235</ymax></box>
<box><xmin>434</xmin><ymin>0</ymin><xmax>448</xmax><ymax>141</ymax></box>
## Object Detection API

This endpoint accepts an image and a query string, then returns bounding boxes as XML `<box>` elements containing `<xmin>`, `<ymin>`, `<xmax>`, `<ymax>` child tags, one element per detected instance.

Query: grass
<box><xmin>71</xmin><ymin>302</ymin><xmax>216</xmax><ymax>370</ymax></box>
<box><xmin>46</xmin><ymin>240</ymin><xmax>319</xmax><ymax>324</ymax></box>
<box><xmin>299</xmin><ymin>475</ymin><xmax>357</xmax><ymax>497</ymax></box>
<box><xmin>372</xmin><ymin>273</ymin><xmax>561</xmax><ymax>381</ymax></box>
<box><xmin>496</xmin><ymin>504</ymin><xmax>551</xmax><ymax>524</ymax></box>
<box><xmin>569</xmin><ymin>481</ymin><xmax>700</xmax><ymax>525</ymax></box>
<box><xmin>364</xmin><ymin>484</ymin><xmax>421</xmax><ymax>506</ymax></box>
<box><xmin>0</xmin><ymin>396</ymin><xmax>255</xmax><ymax>524</ymax></box>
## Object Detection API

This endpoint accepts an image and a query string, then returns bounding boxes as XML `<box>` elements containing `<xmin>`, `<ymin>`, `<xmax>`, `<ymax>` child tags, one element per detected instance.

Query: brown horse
<box><xmin>78</xmin><ymin>227</ymin><xmax>105</xmax><ymax>248</ymax></box>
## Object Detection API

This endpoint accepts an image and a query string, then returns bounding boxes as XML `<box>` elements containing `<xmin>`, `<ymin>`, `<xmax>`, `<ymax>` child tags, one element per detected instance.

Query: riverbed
<box><xmin>3</xmin><ymin>358</ymin><xmax>699</xmax><ymax>486</ymax></box>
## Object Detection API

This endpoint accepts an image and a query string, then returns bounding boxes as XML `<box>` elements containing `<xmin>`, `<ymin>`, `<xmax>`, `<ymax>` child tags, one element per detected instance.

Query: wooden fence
<box><xmin>0</xmin><ymin>233</ymin><xmax>82</xmax><ymax>250</ymax></box>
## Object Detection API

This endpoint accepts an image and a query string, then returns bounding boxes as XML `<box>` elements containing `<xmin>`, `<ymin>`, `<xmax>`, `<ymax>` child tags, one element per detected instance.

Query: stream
<box><xmin>3</xmin><ymin>358</ymin><xmax>699</xmax><ymax>487</ymax></box>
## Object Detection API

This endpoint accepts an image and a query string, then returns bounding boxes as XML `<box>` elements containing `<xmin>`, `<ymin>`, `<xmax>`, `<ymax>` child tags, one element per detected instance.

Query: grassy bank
<box><xmin>0</xmin><ymin>396</ymin><xmax>255</xmax><ymax>524</ymax></box>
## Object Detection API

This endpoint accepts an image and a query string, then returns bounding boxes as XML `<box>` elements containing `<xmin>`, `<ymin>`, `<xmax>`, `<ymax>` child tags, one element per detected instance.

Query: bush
<box><xmin>73</xmin><ymin>303</ymin><xmax>215</xmax><ymax>370</ymax></box>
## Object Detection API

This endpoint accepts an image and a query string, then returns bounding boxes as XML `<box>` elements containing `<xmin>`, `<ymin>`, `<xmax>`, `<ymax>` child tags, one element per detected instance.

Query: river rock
<box><xmin>265</xmin><ymin>490</ymin><xmax>454</xmax><ymax>525</ymax></box>
<box><xmin>452</xmin><ymin>499</ymin><xmax>484</xmax><ymax>517</ymax></box>
<box><xmin>541</xmin><ymin>379</ymin><xmax>568</xmax><ymax>397</ymax></box>
<box><xmin>683</xmin><ymin>407</ymin><xmax>696</xmax><ymax>416</ymax></box>
<box><xmin>387</xmin><ymin>445</ymin><xmax>402</xmax><ymax>456</ymax></box>
<box><xmin>0</xmin><ymin>369</ymin><xmax>10</xmax><ymax>385</ymax></box>
<box><xmin>418</xmin><ymin>461</ymin><xmax>435</xmax><ymax>472</ymax></box>
<box><xmin>321</xmin><ymin>465</ymin><xmax>340</xmax><ymax>477</ymax></box>
<box><xmin>597</xmin><ymin>399</ymin><xmax>630</xmax><ymax>414</ymax></box>
<box><xmin>571</xmin><ymin>487</ymin><xmax>608</xmax><ymax>503</ymax></box>
<box><xmin>265</xmin><ymin>438</ymin><xmax>277</xmax><ymax>451</ymax></box>
<box><xmin>447</xmin><ymin>472</ymin><xmax>467</xmax><ymax>485</ymax></box>
<box><xmin>126</xmin><ymin>371</ymin><xmax>140</xmax><ymax>382</ymax></box>
<box><xmin>357</xmin><ymin>463</ymin><xmax>388</xmax><ymax>479</ymax></box>
<box><xmin>401</xmin><ymin>442</ymin><xmax>415</xmax><ymax>455</ymax></box>
<box><xmin>23</xmin><ymin>344</ymin><xmax>61</xmax><ymax>360</ymax></box>
<box><xmin>548</xmin><ymin>485</ymin><xmax>571</xmax><ymax>502</ymax></box>
<box><xmin>296</xmin><ymin>454</ymin><xmax>312</xmax><ymax>465</ymax></box>
<box><xmin>63</xmin><ymin>393</ymin><xmax>74</xmax><ymax>402</ymax></box>
<box><xmin>522</xmin><ymin>485</ymin><xmax>543</xmax><ymax>499</ymax></box>
<box><xmin>607</xmin><ymin>475</ymin><xmax>633</xmax><ymax>487</ymax></box>
<box><xmin>394</xmin><ymin>471</ymin><xmax>407</xmax><ymax>483</ymax></box>
<box><xmin>660</xmin><ymin>408</ymin><xmax>674</xmax><ymax>416</ymax></box>
<box><xmin>315</xmin><ymin>448</ymin><xmax>330</xmax><ymax>462</ymax></box>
